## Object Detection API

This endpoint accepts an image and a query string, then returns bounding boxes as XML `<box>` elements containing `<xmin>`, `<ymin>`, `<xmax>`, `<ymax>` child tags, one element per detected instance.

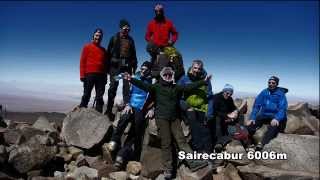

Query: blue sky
<box><xmin>0</xmin><ymin>1</ymin><xmax>319</xmax><ymax>104</ymax></box>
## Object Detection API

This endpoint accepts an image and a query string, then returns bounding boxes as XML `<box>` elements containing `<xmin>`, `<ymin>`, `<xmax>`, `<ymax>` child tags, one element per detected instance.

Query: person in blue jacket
<box><xmin>246</xmin><ymin>76</ymin><xmax>288</xmax><ymax>151</ymax></box>
<box><xmin>178</xmin><ymin>60</ymin><xmax>214</xmax><ymax>154</ymax></box>
<box><xmin>106</xmin><ymin>61</ymin><xmax>154</xmax><ymax>169</ymax></box>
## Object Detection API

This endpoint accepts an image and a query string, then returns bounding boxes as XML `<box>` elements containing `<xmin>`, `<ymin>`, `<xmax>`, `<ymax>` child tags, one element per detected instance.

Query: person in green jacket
<box><xmin>123</xmin><ymin>67</ymin><xmax>211</xmax><ymax>179</ymax></box>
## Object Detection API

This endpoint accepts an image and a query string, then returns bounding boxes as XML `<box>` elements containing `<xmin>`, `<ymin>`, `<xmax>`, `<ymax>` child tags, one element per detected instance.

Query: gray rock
<box><xmin>61</xmin><ymin>108</ymin><xmax>112</xmax><ymax>149</ymax></box>
<box><xmin>225</xmin><ymin>140</ymin><xmax>250</xmax><ymax>166</ymax></box>
<box><xmin>126</xmin><ymin>161</ymin><xmax>142</xmax><ymax>176</ymax></box>
<box><xmin>102</xmin><ymin>143</ymin><xmax>114</xmax><ymax>164</ymax></box>
<box><xmin>260</xmin><ymin>133</ymin><xmax>319</xmax><ymax>173</ymax></box>
<box><xmin>140</xmin><ymin>146</ymin><xmax>163</xmax><ymax>179</ymax></box>
<box><xmin>32</xmin><ymin>116</ymin><xmax>57</xmax><ymax>133</ymax></box>
<box><xmin>8</xmin><ymin>135</ymin><xmax>58</xmax><ymax>173</ymax></box>
<box><xmin>108</xmin><ymin>171</ymin><xmax>128</xmax><ymax>180</ymax></box>
<box><xmin>177</xmin><ymin>164</ymin><xmax>212</xmax><ymax>180</ymax></box>
<box><xmin>70</xmin><ymin>166</ymin><xmax>98</xmax><ymax>179</ymax></box>
<box><xmin>238</xmin><ymin>164</ymin><xmax>319</xmax><ymax>180</ymax></box>
<box><xmin>212</xmin><ymin>163</ymin><xmax>241</xmax><ymax>180</ymax></box>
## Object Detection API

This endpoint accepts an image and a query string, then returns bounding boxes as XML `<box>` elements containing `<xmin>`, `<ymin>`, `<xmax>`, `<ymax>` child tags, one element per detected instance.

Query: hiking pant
<box><xmin>156</xmin><ymin>118</ymin><xmax>193</xmax><ymax>171</ymax></box>
<box><xmin>213</xmin><ymin>116</ymin><xmax>234</xmax><ymax>146</ymax></box>
<box><xmin>246</xmin><ymin>115</ymin><xmax>286</xmax><ymax>145</ymax></box>
<box><xmin>80</xmin><ymin>73</ymin><xmax>106</xmax><ymax>113</ymax></box>
<box><xmin>185</xmin><ymin>110</ymin><xmax>212</xmax><ymax>153</ymax></box>
<box><xmin>106</xmin><ymin>65</ymin><xmax>131</xmax><ymax>114</ymax></box>
<box><xmin>112</xmin><ymin>108</ymin><xmax>147</xmax><ymax>162</ymax></box>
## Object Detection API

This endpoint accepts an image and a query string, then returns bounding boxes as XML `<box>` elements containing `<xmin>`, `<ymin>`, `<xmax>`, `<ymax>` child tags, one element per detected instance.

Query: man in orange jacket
<box><xmin>145</xmin><ymin>3</ymin><xmax>178</xmax><ymax>62</ymax></box>
<box><xmin>79</xmin><ymin>28</ymin><xmax>108</xmax><ymax>113</ymax></box>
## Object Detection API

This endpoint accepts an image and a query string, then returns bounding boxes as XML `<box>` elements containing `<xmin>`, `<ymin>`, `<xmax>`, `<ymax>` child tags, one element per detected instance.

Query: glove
<box><xmin>145</xmin><ymin>107</ymin><xmax>155</xmax><ymax>119</ymax></box>
<box><xmin>122</xmin><ymin>104</ymin><xmax>133</xmax><ymax>114</ymax></box>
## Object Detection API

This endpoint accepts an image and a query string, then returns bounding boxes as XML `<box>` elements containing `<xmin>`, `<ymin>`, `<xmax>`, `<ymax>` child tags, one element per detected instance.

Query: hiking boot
<box><xmin>106</xmin><ymin>141</ymin><xmax>117</xmax><ymax>152</ymax></box>
<box><xmin>255</xmin><ymin>142</ymin><xmax>264</xmax><ymax>151</ymax></box>
<box><xmin>163</xmin><ymin>169</ymin><xmax>173</xmax><ymax>180</ymax></box>
<box><xmin>114</xmin><ymin>156</ymin><xmax>124</xmax><ymax>170</ymax></box>
<box><xmin>188</xmin><ymin>159</ymin><xmax>208</xmax><ymax>172</ymax></box>
<box><xmin>214</xmin><ymin>143</ymin><xmax>223</xmax><ymax>153</ymax></box>
<box><xmin>105</xmin><ymin>112</ymin><xmax>115</xmax><ymax>122</ymax></box>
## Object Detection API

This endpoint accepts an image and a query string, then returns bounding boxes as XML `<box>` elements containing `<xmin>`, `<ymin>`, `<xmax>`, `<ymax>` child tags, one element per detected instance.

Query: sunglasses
<box><xmin>141</xmin><ymin>67</ymin><xmax>149</xmax><ymax>71</ymax></box>
<box><xmin>122</xmin><ymin>28</ymin><xmax>130</xmax><ymax>31</ymax></box>
<box><xmin>268</xmin><ymin>81</ymin><xmax>277</xmax><ymax>85</ymax></box>
<box><xmin>163</xmin><ymin>73</ymin><xmax>172</xmax><ymax>77</ymax></box>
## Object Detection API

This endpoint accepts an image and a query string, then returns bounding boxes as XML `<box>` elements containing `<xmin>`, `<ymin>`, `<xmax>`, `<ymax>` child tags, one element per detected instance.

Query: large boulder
<box><xmin>8</xmin><ymin>134</ymin><xmax>58</xmax><ymax>173</ymax></box>
<box><xmin>61</xmin><ymin>108</ymin><xmax>112</xmax><ymax>149</ymax></box>
<box><xmin>285</xmin><ymin>103</ymin><xmax>319</xmax><ymax>135</ymax></box>
<box><xmin>238</xmin><ymin>164</ymin><xmax>319</xmax><ymax>180</ymax></box>
<box><xmin>140</xmin><ymin>145</ymin><xmax>163</xmax><ymax>179</ymax></box>
<box><xmin>176</xmin><ymin>164</ymin><xmax>212</xmax><ymax>180</ymax></box>
<box><xmin>259</xmin><ymin>133</ymin><xmax>319</xmax><ymax>173</ymax></box>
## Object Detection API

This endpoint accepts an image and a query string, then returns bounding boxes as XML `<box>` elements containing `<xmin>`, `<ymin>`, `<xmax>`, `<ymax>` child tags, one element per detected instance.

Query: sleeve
<box><xmin>130</xmin><ymin>38</ymin><xmax>138</xmax><ymax>74</ymax></box>
<box><xmin>275</xmin><ymin>94</ymin><xmax>288</xmax><ymax>121</ymax></box>
<box><xmin>250</xmin><ymin>90</ymin><xmax>265</xmax><ymax>121</ymax></box>
<box><xmin>177</xmin><ymin>80</ymin><xmax>206</xmax><ymax>93</ymax></box>
<box><xmin>145</xmin><ymin>22</ymin><xmax>153</xmax><ymax>42</ymax></box>
<box><xmin>106</xmin><ymin>36</ymin><xmax>114</xmax><ymax>55</ymax></box>
<box><xmin>207</xmin><ymin>81</ymin><xmax>214</xmax><ymax>118</ymax></box>
<box><xmin>170</xmin><ymin>21</ymin><xmax>178</xmax><ymax>43</ymax></box>
<box><xmin>80</xmin><ymin>45</ymin><xmax>88</xmax><ymax>79</ymax></box>
<box><xmin>131</xmin><ymin>78</ymin><xmax>154</xmax><ymax>93</ymax></box>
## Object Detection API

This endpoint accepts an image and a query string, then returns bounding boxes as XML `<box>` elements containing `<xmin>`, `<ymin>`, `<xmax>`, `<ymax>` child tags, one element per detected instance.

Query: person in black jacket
<box><xmin>105</xmin><ymin>19</ymin><xmax>138</xmax><ymax>121</ymax></box>
<box><xmin>211</xmin><ymin>84</ymin><xmax>239</xmax><ymax>152</ymax></box>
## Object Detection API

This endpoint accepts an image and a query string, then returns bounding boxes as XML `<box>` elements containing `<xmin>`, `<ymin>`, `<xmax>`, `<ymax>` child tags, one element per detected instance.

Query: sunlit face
<box><xmin>120</xmin><ymin>25</ymin><xmax>130</xmax><ymax>37</ymax></box>
<box><xmin>140</xmin><ymin>66</ymin><xmax>150</xmax><ymax>77</ymax></box>
<box><xmin>191</xmin><ymin>63</ymin><xmax>203</xmax><ymax>76</ymax></box>
<box><xmin>93</xmin><ymin>31</ymin><xmax>103</xmax><ymax>44</ymax></box>
<box><xmin>268</xmin><ymin>80</ymin><xmax>278</xmax><ymax>90</ymax></box>
<box><xmin>223</xmin><ymin>91</ymin><xmax>233</xmax><ymax>99</ymax></box>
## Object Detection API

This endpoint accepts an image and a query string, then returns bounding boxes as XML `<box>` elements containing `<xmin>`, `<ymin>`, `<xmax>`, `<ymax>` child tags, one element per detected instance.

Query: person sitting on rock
<box><xmin>211</xmin><ymin>84</ymin><xmax>246</xmax><ymax>152</ymax></box>
<box><xmin>79</xmin><ymin>28</ymin><xmax>108</xmax><ymax>113</ymax></box>
<box><xmin>122</xmin><ymin>67</ymin><xmax>210</xmax><ymax>179</ymax></box>
<box><xmin>177</xmin><ymin>60</ymin><xmax>214</xmax><ymax>154</ymax></box>
<box><xmin>105</xmin><ymin>61</ymin><xmax>154</xmax><ymax>169</ymax></box>
<box><xmin>246</xmin><ymin>76</ymin><xmax>288</xmax><ymax>151</ymax></box>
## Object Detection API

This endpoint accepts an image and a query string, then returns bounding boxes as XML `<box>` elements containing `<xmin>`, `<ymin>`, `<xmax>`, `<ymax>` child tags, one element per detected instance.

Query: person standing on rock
<box><xmin>106</xmin><ymin>61</ymin><xmax>154</xmax><ymax>169</ymax></box>
<box><xmin>145</xmin><ymin>3</ymin><xmax>178</xmax><ymax>65</ymax></box>
<box><xmin>178</xmin><ymin>60</ymin><xmax>214</xmax><ymax>154</ymax></box>
<box><xmin>105</xmin><ymin>19</ymin><xmax>138</xmax><ymax>121</ymax></box>
<box><xmin>122</xmin><ymin>67</ymin><xmax>210</xmax><ymax>179</ymax></box>
<box><xmin>246</xmin><ymin>76</ymin><xmax>288</xmax><ymax>151</ymax></box>
<box><xmin>79</xmin><ymin>28</ymin><xmax>108</xmax><ymax>113</ymax></box>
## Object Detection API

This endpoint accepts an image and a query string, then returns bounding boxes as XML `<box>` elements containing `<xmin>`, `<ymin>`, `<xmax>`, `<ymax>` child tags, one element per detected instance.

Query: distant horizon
<box><xmin>0</xmin><ymin>1</ymin><xmax>319</xmax><ymax>112</ymax></box>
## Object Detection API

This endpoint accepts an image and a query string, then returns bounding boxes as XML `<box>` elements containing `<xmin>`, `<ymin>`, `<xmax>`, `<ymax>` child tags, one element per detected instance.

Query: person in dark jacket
<box><xmin>178</xmin><ymin>60</ymin><xmax>214</xmax><ymax>154</ymax></box>
<box><xmin>211</xmin><ymin>84</ymin><xmax>239</xmax><ymax>152</ymax></box>
<box><xmin>123</xmin><ymin>67</ymin><xmax>210</xmax><ymax>179</ymax></box>
<box><xmin>105</xmin><ymin>19</ymin><xmax>138</xmax><ymax>121</ymax></box>
<box><xmin>105</xmin><ymin>61</ymin><xmax>154</xmax><ymax>169</ymax></box>
<box><xmin>79</xmin><ymin>28</ymin><xmax>108</xmax><ymax>113</ymax></box>
<box><xmin>246</xmin><ymin>76</ymin><xmax>288</xmax><ymax>151</ymax></box>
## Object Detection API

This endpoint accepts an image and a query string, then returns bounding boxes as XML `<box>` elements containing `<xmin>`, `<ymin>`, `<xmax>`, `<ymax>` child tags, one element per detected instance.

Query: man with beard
<box><xmin>145</xmin><ymin>3</ymin><xmax>178</xmax><ymax>64</ymax></box>
<box><xmin>105</xmin><ymin>61</ymin><xmax>154</xmax><ymax>169</ymax></box>
<box><xmin>79</xmin><ymin>28</ymin><xmax>108</xmax><ymax>113</ymax></box>
<box><xmin>105</xmin><ymin>19</ymin><xmax>138</xmax><ymax>121</ymax></box>
<box><xmin>123</xmin><ymin>67</ymin><xmax>210</xmax><ymax>179</ymax></box>
<box><xmin>246</xmin><ymin>76</ymin><xmax>288</xmax><ymax>151</ymax></box>
<box><xmin>178</xmin><ymin>60</ymin><xmax>214</xmax><ymax>154</ymax></box>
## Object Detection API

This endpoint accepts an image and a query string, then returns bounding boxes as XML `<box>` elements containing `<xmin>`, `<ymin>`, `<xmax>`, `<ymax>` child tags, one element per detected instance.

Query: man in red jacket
<box><xmin>145</xmin><ymin>3</ymin><xmax>178</xmax><ymax>62</ymax></box>
<box><xmin>79</xmin><ymin>28</ymin><xmax>108</xmax><ymax>113</ymax></box>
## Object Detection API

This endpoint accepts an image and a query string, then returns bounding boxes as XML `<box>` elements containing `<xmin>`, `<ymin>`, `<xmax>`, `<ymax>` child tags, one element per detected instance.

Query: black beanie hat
<box><xmin>119</xmin><ymin>19</ymin><xmax>130</xmax><ymax>28</ymax></box>
<box><xmin>269</xmin><ymin>76</ymin><xmax>279</xmax><ymax>85</ymax></box>
<box><xmin>141</xmin><ymin>61</ymin><xmax>152</xmax><ymax>70</ymax></box>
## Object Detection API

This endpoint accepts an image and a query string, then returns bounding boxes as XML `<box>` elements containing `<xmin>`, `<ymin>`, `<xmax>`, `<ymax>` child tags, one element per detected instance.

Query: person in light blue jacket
<box><xmin>106</xmin><ymin>61</ymin><xmax>154</xmax><ymax>169</ymax></box>
<box><xmin>246</xmin><ymin>76</ymin><xmax>288</xmax><ymax>151</ymax></box>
